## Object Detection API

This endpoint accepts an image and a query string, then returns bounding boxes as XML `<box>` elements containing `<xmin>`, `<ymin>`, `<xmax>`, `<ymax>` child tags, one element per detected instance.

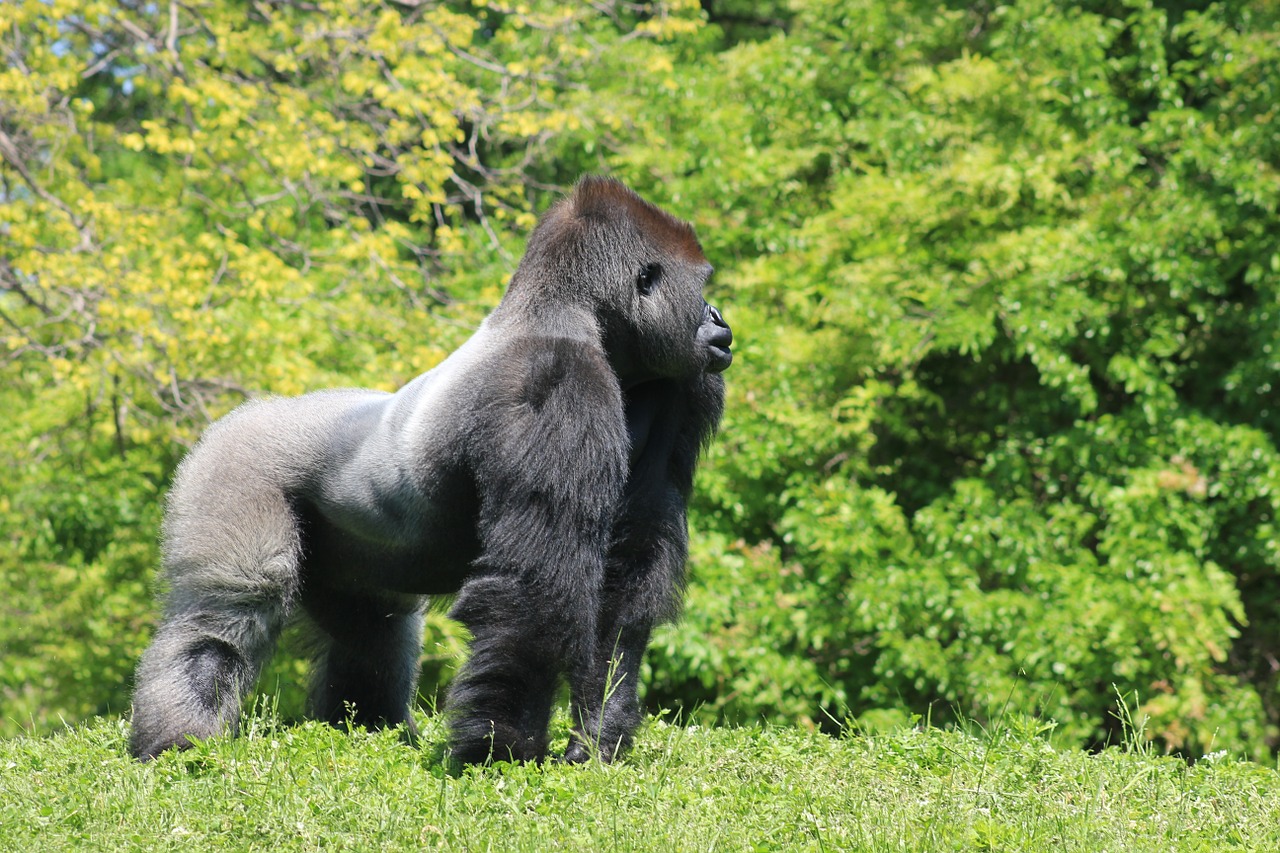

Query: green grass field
<box><xmin>2</xmin><ymin>711</ymin><xmax>1276</xmax><ymax>851</ymax></box>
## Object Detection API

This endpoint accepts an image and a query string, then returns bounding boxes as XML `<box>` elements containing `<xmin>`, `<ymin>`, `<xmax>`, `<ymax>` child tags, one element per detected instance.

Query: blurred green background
<box><xmin>3</xmin><ymin>0</ymin><xmax>1280</xmax><ymax>759</ymax></box>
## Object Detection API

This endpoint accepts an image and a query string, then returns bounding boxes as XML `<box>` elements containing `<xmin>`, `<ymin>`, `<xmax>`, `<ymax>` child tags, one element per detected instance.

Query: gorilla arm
<box><xmin>564</xmin><ymin>368</ymin><xmax>726</xmax><ymax>762</ymax></box>
<box><xmin>444</xmin><ymin>336</ymin><xmax>631</xmax><ymax>763</ymax></box>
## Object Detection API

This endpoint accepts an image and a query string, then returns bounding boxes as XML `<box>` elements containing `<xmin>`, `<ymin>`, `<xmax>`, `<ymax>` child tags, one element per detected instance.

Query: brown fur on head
<box><xmin>502</xmin><ymin>176</ymin><xmax>709</xmax><ymax>313</ymax></box>
<box><xmin>569</xmin><ymin>176</ymin><xmax>706</xmax><ymax>264</ymax></box>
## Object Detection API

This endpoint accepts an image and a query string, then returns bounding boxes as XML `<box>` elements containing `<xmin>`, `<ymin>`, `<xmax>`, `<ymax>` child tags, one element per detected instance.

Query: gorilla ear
<box><xmin>636</xmin><ymin>263</ymin><xmax>662</xmax><ymax>297</ymax></box>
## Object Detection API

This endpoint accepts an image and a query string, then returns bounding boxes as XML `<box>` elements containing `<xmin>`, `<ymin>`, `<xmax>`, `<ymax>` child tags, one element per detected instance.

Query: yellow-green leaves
<box><xmin>0</xmin><ymin>1</ymin><xmax>703</xmax><ymax>734</ymax></box>
<box><xmin>0</xmin><ymin>0</ymin><xmax>698</xmax><ymax>431</ymax></box>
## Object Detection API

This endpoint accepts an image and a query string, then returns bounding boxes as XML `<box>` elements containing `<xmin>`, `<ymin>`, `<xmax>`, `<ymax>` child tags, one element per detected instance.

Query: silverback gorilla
<box><xmin>129</xmin><ymin>176</ymin><xmax>732</xmax><ymax>764</ymax></box>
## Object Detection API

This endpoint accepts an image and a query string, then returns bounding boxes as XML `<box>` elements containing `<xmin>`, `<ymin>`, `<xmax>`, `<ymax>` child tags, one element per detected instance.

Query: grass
<box><xmin>2</xmin><ymin>709</ymin><xmax>1277</xmax><ymax>851</ymax></box>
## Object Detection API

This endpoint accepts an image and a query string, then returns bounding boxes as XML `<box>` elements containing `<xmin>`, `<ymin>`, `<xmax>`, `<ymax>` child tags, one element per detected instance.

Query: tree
<box><xmin>0</xmin><ymin>0</ymin><xmax>701</xmax><ymax>733</ymax></box>
<box><xmin>5</xmin><ymin>0</ymin><xmax>1280</xmax><ymax>760</ymax></box>
<box><xmin>631</xmin><ymin>0</ymin><xmax>1280</xmax><ymax>757</ymax></box>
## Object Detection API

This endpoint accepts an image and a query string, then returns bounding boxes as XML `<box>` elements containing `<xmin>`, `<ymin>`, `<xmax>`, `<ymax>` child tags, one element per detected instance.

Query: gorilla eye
<box><xmin>636</xmin><ymin>263</ymin><xmax>662</xmax><ymax>296</ymax></box>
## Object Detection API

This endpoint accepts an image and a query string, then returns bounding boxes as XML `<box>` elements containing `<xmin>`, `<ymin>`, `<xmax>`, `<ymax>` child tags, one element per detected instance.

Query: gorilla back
<box><xmin>129</xmin><ymin>176</ymin><xmax>732</xmax><ymax>764</ymax></box>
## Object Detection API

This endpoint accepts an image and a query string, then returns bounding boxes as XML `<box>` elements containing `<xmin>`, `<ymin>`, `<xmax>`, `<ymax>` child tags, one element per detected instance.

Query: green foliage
<box><xmin>633</xmin><ymin>0</ymin><xmax>1280</xmax><ymax>759</ymax></box>
<box><xmin>0</xmin><ymin>0</ymin><xmax>697</xmax><ymax>736</ymax></box>
<box><xmin>5</xmin><ymin>0</ymin><xmax>1280</xmax><ymax>762</ymax></box>
<box><xmin>0</xmin><ymin>378</ymin><xmax>167</xmax><ymax>730</ymax></box>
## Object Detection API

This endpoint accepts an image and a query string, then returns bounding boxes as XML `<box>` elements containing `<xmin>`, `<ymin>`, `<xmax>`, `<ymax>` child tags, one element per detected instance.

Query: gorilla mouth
<box><xmin>707</xmin><ymin>345</ymin><xmax>732</xmax><ymax>373</ymax></box>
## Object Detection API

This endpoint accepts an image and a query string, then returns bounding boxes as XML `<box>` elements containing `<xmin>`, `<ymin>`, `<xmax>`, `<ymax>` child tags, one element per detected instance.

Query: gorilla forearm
<box><xmin>560</xmin><ymin>374</ymin><xmax>722</xmax><ymax>760</ymax></box>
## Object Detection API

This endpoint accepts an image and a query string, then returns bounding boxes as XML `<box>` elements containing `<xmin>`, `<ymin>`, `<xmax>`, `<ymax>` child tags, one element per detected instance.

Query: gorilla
<box><xmin>129</xmin><ymin>176</ymin><xmax>732</xmax><ymax>764</ymax></box>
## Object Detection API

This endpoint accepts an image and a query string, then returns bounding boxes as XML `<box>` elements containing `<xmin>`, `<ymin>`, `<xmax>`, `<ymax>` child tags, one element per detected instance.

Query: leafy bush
<box><xmin>4</xmin><ymin>0</ymin><xmax>1280</xmax><ymax>760</ymax></box>
<box><xmin>633</xmin><ymin>0</ymin><xmax>1280</xmax><ymax>758</ymax></box>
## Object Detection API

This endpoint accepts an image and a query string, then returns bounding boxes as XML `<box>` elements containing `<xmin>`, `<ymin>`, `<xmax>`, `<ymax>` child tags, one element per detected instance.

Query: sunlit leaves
<box><xmin>637</xmin><ymin>0</ymin><xmax>1280</xmax><ymax>758</ymax></box>
<box><xmin>0</xmin><ymin>0</ymin><xmax>700</xmax><ymax>735</ymax></box>
<box><xmin>6</xmin><ymin>0</ymin><xmax>1280</xmax><ymax>761</ymax></box>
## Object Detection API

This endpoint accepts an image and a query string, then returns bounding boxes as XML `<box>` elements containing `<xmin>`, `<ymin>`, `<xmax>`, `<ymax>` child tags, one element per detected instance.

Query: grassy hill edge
<box><xmin>2</xmin><ymin>714</ymin><xmax>1277</xmax><ymax>851</ymax></box>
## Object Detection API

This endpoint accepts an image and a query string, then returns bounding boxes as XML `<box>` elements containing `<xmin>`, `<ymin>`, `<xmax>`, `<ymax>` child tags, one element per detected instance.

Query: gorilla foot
<box><xmin>448</xmin><ymin>717</ymin><xmax>549</xmax><ymax>765</ymax></box>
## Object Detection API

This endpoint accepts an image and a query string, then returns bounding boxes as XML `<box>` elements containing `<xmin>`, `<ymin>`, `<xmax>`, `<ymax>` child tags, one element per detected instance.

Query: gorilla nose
<box><xmin>708</xmin><ymin>305</ymin><xmax>731</xmax><ymax>337</ymax></box>
<box><xmin>700</xmin><ymin>303</ymin><xmax>733</xmax><ymax>372</ymax></box>
<box><xmin>706</xmin><ymin>316</ymin><xmax>732</xmax><ymax>348</ymax></box>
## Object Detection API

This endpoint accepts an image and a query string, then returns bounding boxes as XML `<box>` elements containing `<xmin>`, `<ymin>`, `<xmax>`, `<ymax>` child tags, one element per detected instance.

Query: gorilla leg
<box><xmin>444</xmin><ymin>575</ymin><xmax>572</xmax><ymax>764</ymax></box>
<box><xmin>564</xmin><ymin>624</ymin><xmax>650</xmax><ymax>763</ymax></box>
<box><xmin>302</xmin><ymin>586</ymin><xmax>424</xmax><ymax>733</ymax></box>
<box><xmin>129</xmin><ymin>475</ymin><xmax>303</xmax><ymax>760</ymax></box>
<box><xmin>129</xmin><ymin>574</ymin><xmax>297</xmax><ymax>759</ymax></box>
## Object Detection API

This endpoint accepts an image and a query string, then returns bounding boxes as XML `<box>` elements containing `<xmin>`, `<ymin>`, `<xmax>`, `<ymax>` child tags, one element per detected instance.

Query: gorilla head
<box><xmin>500</xmin><ymin>176</ymin><xmax>732</xmax><ymax>385</ymax></box>
<box><xmin>129</xmin><ymin>176</ymin><xmax>731</xmax><ymax>765</ymax></box>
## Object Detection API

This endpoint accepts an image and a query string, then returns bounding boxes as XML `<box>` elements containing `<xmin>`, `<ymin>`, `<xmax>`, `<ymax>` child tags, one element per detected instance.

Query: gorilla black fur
<box><xmin>129</xmin><ymin>176</ymin><xmax>732</xmax><ymax>764</ymax></box>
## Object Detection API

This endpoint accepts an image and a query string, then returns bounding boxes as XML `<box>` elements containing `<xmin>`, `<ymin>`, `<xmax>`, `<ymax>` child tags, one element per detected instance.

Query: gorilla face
<box><xmin>609</xmin><ymin>236</ymin><xmax>732</xmax><ymax>385</ymax></box>
<box><xmin>507</xmin><ymin>176</ymin><xmax>733</xmax><ymax>388</ymax></box>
